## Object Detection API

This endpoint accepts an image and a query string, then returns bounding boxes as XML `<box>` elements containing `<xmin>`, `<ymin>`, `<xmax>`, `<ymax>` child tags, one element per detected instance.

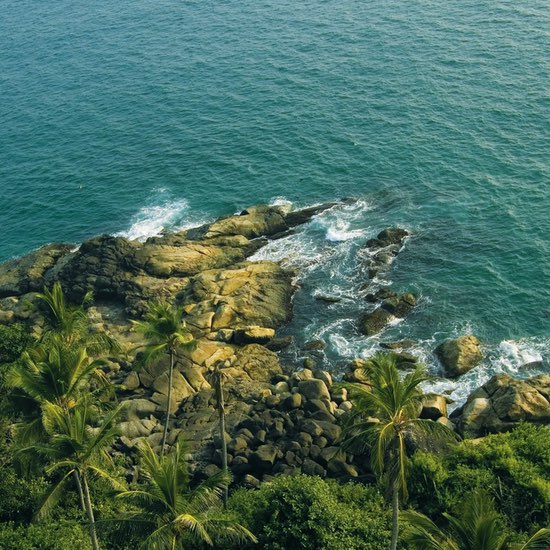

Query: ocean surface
<box><xmin>1</xmin><ymin>0</ymin><xmax>549</xmax><ymax>403</ymax></box>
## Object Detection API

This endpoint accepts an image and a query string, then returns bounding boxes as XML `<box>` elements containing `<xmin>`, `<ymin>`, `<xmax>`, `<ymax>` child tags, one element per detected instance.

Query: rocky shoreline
<box><xmin>1</xmin><ymin>202</ymin><xmax>549</xmax><ymax>484</ymax></box>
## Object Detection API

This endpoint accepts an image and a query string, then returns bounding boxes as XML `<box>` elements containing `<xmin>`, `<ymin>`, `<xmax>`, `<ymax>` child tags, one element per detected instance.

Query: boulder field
<box><xmin>0</xmin><ymin>202</ymin><xmax>548</xmax><ymax>481</ymax></box>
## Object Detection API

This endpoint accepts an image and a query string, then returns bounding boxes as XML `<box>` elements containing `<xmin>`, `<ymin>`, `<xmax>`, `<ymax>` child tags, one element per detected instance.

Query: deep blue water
<box><xmin>1</xmin><ymin>0</ymin><xmax>548</xmax><ymax>400</ymax></box>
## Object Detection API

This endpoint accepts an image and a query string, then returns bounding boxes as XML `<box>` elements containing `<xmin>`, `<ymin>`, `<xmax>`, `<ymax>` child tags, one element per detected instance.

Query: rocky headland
<box><xmin>1</xmin><ymin>202</ymin><xmax>548</xmax><ymax>484</ymax></box>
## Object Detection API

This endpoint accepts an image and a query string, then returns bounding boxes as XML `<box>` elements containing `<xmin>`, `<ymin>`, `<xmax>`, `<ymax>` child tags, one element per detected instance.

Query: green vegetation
<box><xmin>403</xmin><ymin>490</ymin><xmax>550</xmax><ymax>550</ymax></box>
<box><xmin>408</xmin><ymin>423</ymin><xmax>550</xmax><ymax>533</ymax></box>
<box><xmin>343</xmin><ymin>352</ymin><xmax>457</xmax><ymax>550</ymax></box>
<box><xmin>132</xmin><ymin>300</ymin><xmax>196</xmax><ymax>456</ymax></box>
<box><xmin>113</xmin><ymin>441</ymin><xmax>256</xmax><ymax>549</ymax></box>
<box><xmin>226</xmin><ymin>474</ymin><xmax>392</xmax><ymax>550</ymax></box>
<box><xmin>0</xmin><ymin>287</ymin><xmax>548</xmax><ymax>549</ymax></box>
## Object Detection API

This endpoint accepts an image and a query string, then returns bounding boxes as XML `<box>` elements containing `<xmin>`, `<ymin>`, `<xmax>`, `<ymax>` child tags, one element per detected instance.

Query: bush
<box><xmin>0</xmin><ymin>520</ymin><xmax>92</xmax><ymax>550</ymax></box>
<box><xmin>408</xmin><ymin>423</ymin><xmax>550</xmax><ymax>531</ymax></box>
<box><xmin>0</xmin><ymin>323</ymin><xmax>31</xmax><ymax>364</ymax></box>
<box><xmin>0</xmin><ymin>419</ymin><xmax>48</xmax><ymax>524</ymax></box>
<box><xmin>224</xmin><ymin>475</ymin><xmax>392</xmax><ymax>550</ymax></box>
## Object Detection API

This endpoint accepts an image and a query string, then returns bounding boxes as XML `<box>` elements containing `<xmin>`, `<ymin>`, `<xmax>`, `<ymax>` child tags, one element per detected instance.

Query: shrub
<box><xmin>0</xmin><ymin>323</ymin><xmax>31</xmax><ymax>364</ymax></box>
<box><xmin>408</xmin><ymin>423</ymin><xmax>550</xmax><ymax>531</ymax></box>
<box><xmin>224</xmin><ymin>475</ymin><xmax>392</xmax><ymax>550</ymax></box>
<box><xmin>0</xmin><ymin>520</ymin><xmax>92</xmax><ymax>550</ymax></box>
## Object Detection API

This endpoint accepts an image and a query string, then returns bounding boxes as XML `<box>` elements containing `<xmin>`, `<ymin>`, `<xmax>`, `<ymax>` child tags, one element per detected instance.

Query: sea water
<box><xmin>1</xmin><ymin>0</ymin><xmax>548</xmax><ymax>403</ymax></box>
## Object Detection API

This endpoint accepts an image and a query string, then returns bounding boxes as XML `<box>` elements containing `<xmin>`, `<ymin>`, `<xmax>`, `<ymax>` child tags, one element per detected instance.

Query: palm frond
<box><xmin>511</xmin><ymin>527</ymin><xmax>550</xmax><ymax>550</ymax></box>
<box><xmin>402</xmin><ymin>509</ymin><xmax>456</xmax><ymax>550</ymax></box>
<box><xmin>34</xmin><ymin>468</ymin><xmax>75</xmax><ymax>521</ymax></box>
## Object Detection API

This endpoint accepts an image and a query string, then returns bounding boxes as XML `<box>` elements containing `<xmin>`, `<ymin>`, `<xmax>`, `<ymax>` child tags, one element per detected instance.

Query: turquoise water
<box><xmin>1</xmin><ymin>1</ymin><xmax>548</xmax><ymax>400</ymax></box>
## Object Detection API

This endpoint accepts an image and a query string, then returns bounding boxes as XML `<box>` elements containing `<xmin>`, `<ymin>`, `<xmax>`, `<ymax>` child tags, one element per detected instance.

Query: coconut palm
<box><xmin>343</xmin><ymin>352</ymin><xmax>458</xmax><ymax>550</ymax></box>
<box><xmin>402</xmin><ymin>490</ymin><xmax>550</xmax><ymax>550</ymax></box>
<box><xmin>5</xmin><ymin>337</ymin><xmax>110</xmax><ymax>447</ymax></box>
<box><xmin>115</xmin><ymin>440</ymin><xmax>256</xmax><ymax>549</ymax></box>
<box><xmin>209</xmin><ymin>363</ymin><xmax>230</xmax><ymax>508</ymax></box>
<box><xmin>132</xmin><ymin>300</ymin><xmax>196</xmax><ymax>456</ymax></box>
<box><xmin>21</xmin><ymin>401</ymin><xmax>125</xmax><ymax>550</ymax></box>
<box><xmin>36</xmin><ymin>281</ymin><xmax>118</xmax><ymax>356</ymax></box>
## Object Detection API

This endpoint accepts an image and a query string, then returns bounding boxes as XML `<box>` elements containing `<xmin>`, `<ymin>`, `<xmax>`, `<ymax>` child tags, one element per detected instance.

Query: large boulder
<box><xmin>459</xmin><ymin>373</ymin><xmax>550</xmax><ymax>438</ymax></box>
<box><xmin>0</xmin><ymin>243</ymin><xmax>73</xmax><ymax>298</ymax></box>
<box><xmin>435</xmin><ymin>335</ymin><xmax>483</xmax><ymax>377</ymax></box>
<box><xmin>131</xmin><ymin>235</ymin><xmax>255</xmax><ymax>278</ymax></box>
<box><xmin>181</xmin><ymin>262</ymin><xmax>294</xmax><ymax>333</ymax></box>
<box><xmin>204</xmin><ymin>205</ymin><xmax>288</xmax><ymax>239</ymax></box>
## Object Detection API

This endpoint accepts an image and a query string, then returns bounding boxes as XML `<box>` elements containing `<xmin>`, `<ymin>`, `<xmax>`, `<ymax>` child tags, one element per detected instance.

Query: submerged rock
<box><xmin>358</xmin><ymin>293</ymin><xmax>416</xmax><ymax>336</ymax></box>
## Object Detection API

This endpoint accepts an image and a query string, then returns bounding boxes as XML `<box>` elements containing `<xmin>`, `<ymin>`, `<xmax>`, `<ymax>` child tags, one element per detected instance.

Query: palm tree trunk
<box><xmin>161</xmin><ymin>350</ymin><xmax>174</xmax><ymax>457</ymax></box>
<box><xmin>73</xmin><ymin>470</ymin><xmax>86</xmax><ymax>512</ymax></box>
<box><xmin>390</xmin><ymin>483</ymin><xmax>399</xmax><ymax>550</ymax></box>
<box><xmin>81</xmin><ymin>471</ymin><xmax>100</xmax><ymax>550</ymax></box>
<box><xmin>215</xmin><ymin>370</ymin><xmax>228</xmax><ymax>508</ymax></box>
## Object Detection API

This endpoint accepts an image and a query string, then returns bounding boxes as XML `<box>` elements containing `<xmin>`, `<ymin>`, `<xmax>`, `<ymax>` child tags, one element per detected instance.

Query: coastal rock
<box><xmin>459</xmin><ymin>373</ymin><xmax>550</xmax><ymax>438</ymax></box>
<box><xmin>421</xmin><ymin>394</ymin><xmax>448</xmax><ymax>420</ymax></box>
<box><xmin>0</xmin><ymin>243</ymin><xmax>73</xmax><ymax>298</ymax></box>
<box><xmin>131</xmin><ymin>235</ymin><xmax>254</xmax><ymax>278</ymax></box>
<box><xmin>435</xmin><ymin>335</ymin><xmax>483</xmax><ymax>377</ymax></box>
<box><xmin>204</xmin><ymin>205</ymin><xmax>288</xmax><ymax>239</ymax></box>
<box><xmin>358</xmin><ymin>293</ymin><xmax>416</xmax><ymax>336</ymax></box>
<box><xmin>181</xmin><ymin>262</ymin><xmax>293</xmax><ymax>334</ymax></box>
<box><xmin>365</xmin><ymin>227</ymin><xmax>409</xmax><ymax>250</ymax></box>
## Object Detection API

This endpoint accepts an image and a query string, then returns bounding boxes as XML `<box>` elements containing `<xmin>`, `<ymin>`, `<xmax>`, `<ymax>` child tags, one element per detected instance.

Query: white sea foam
<box><xmin>115</xmin><ymin>187</ymin><xmax>211</xmax><ymax>242</ymax></box>
<box><xmin>118</xmin><ymin>198</ymin><xmax>190</xmax><ymax>241</ymax></box>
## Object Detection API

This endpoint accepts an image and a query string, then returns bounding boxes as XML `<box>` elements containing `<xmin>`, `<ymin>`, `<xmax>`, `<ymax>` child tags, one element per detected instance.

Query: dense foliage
<box><xmin>0</xmin><ymin>289</ymin><xmax>548</xmax><ymax>549</ymax></box>
<box><xmin>226</xmin><ymin>475</ymin><xmax>392</xmax><ymax>550</ymax></box>
<box><xmin>408</xmin><ymin>423</ymin><xmax>550</xmax><ymax>533</ymax></box>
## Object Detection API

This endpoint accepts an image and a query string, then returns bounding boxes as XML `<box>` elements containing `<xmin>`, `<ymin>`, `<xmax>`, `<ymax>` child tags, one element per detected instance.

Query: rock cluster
<box><xmin>454</xmin><ymin>373</ymin><xmax>550</xmax><ymax>438</ymax></box>
<box><xmin>359</xmin><ymin>288</ymin><xmax>416</xmax><ymax>336</ymax></box>
<box><xmin>357</xmin><ymin>228</ymin><xmax>416</xmax><ymax>336</ymax></box>
<box><xmin>362</xmin><ymin>227</ymin><xmax>409</xmax><ymax>280</ymax></box>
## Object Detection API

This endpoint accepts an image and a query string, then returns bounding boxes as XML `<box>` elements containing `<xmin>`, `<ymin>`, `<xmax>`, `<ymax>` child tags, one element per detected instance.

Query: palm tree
<box><xmin>36</xmin><ymin>281</ymin><xmax>118</xmax><ymax>356</ymax></box>
<box><xmin>5</xmin><ymin>337</ymin><xmax>110</xmax><ymax>448</ymax></box>
<box><xmin>209</xmin><ymin>363</ymin><xmax>230</xmax><ymax>508</ymax></box>
<box><xmin>402</xmin><ymin>490</ymin><xmax>550</xmax><ymax>550</ymax></box>
<box><xmin>115</xmin><ymin>440</ymin><xmax>256</xmax><ymax>549</ymax></box>
<box><xmin>132</xmin><ymin>300</ymin><xmax>196</xmax><ymax>456</ymax></box>
<box><xmin>343</xmin><ymin>352</ymin><xmax>457</xmax><ymax>550</ymax></box>
<box><xmin>20</xmin><ymin>401</ymin><xmax>125</xmax><ymax>550</ymax></box>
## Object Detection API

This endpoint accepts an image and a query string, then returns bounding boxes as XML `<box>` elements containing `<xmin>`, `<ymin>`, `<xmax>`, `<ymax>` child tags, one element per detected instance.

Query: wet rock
<box><xmin>265</xmin><ymin>336</ymin><xmax>294</xmax><ymax>352</ymax></box>
<box><xmin>380</xmin><ymin>339</ymin><xmax>417</xmax><ymax>350</ymax></box>
<box><xmin>435</xmin><ymin>335</ymin><xmax>483</xmax><ymax>377</ymax></box>
<box><xmin>304</xmin><ymin>339</ymin><xmax>327</xmax><ymax>351</ymax></box>
<box><xmin>359</xmin><ymin>308</ymin><xmax>393</xmax><ymax>336</ymax></box>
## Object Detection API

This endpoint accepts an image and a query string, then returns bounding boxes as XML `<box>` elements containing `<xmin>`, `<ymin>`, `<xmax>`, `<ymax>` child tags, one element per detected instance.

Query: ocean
<box><xmin>1</xmin><ymin>0</ymin><xmax>548</xmax><ymax>403</ymax></box>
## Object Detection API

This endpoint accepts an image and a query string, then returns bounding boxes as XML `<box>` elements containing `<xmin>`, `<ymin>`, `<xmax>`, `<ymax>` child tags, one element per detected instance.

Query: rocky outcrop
<box><xmin>0</xmin><ymin>203</ymin><xmax>334</xmax><ymax>324</ymax></box>
<box><xmin>0</xmin><ymin>243</ymin><xmax>73</xmax><ymax>298</ymax></box>
<box><xmin>456</xmin><ymin>373</ymin><xmax>550</xmax><ymax>438</ymax></box>
<box><xmin>362</xmin><ymin>227</ymin><xmax>409</xmax><ymax>280</ymax></box>
<box><xmin>179</xmin><ymin>261</ymin><xmax>293</xmax><ymax>335</ymax></box>
<box><xmin>435</xmin><ymin>335</ymin><xmax>483</xmax><ymax>377</ymax></box>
